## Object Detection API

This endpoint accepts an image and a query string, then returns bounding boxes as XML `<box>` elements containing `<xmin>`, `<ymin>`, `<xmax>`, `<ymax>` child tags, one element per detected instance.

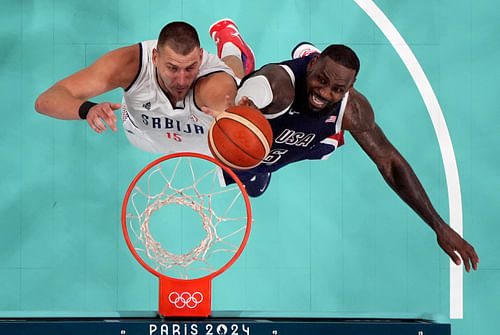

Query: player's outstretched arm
<box><xmin>343</xmin><ymin>90</ymin><xmax>479</xmax><ymax>272</ymax></box>
<box><xmin>35</xmin><ymin>44</ymin><xmax>140</xmax><ymax>133</ymax></box>
<box><xmin>200</xmin><ymin>64</ymin><xmax>294</xmax><ymax>117</ymax></box>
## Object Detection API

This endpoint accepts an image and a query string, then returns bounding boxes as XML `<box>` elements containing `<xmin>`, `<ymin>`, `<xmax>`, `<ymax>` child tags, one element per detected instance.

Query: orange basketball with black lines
<box><xmin>208</xmin><ymin>106</ymin><xmax>273</xmax><ymax>170</ymax></box>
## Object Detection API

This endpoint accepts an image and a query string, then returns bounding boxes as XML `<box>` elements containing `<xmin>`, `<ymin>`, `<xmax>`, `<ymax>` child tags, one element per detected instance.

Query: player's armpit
<box><xmin>341</xmin><ymin>89</ymin><xmax>375</xmax><ymax>132</ymax></box>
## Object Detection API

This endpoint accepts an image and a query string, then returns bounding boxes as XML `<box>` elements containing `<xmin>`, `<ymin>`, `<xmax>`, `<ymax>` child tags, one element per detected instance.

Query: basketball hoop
<box><xmin>121</xmin><ymin>153</ymin><xmax>252</xmax><ymax>317</ymax></box>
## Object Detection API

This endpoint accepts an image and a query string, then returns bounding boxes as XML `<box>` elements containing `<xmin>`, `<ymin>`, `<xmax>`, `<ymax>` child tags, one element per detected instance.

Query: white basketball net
<box><xmin>125</xmin><ymin>156</ymin><xmax>249</xmax><ymax>279</ymax></box>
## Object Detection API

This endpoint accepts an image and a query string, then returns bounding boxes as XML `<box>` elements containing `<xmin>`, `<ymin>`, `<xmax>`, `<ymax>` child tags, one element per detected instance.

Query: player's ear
<box><xmin>152</xmin><ymin>48</ymin><xmax>158</xmax><ymax>67</ymax></box>
<box><xmin>348</xmin><ymin>77</ymin><xmax>356</xmax><ymax>90</ymax></box>
<box><xmin>307</xmin><ymin>55</ymin><xmax>320</xmax><ymax>71</ymax></box>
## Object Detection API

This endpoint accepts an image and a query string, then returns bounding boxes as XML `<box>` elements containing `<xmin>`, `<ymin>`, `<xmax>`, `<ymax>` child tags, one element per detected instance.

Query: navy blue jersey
<box><xmin>231</xmin><ymin>55</ymin><xmax>348</xmax><ymax>182</ymax></box>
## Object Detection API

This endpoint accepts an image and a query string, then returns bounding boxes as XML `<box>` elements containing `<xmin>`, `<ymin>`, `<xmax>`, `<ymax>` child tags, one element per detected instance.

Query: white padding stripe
<box><xmin>236</xmin><ymin>75</ymin><xmax>273</xmax><ymax>109</ymax></box>
<box><xmin>264</xmin><ymin>103</ymin><xmax>292</xmax><ymax>119</ymax></box>
<box><xmin>279</xmin><ymin>65</ymin><xmax>295</xmax><ymax>88</ymax></box>
<box><xmin>336</xmin><ymin>91</ymin><xmax>349</xmax><ymax>133</ymax></box>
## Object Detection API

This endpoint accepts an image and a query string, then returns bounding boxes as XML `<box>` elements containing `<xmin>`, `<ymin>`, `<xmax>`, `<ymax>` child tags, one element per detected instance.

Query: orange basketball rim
<box><xmin>121</xmin><ymin>152</ymin><xmax>252</xmax><ymax>317</ymax></box>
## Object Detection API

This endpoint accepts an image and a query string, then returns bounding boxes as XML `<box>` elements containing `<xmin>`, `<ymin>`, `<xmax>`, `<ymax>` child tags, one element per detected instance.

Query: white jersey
<box><xmin>122</xmin><ymin>40</ymin><xmax>236</xmax><ymax>154</ymax></box>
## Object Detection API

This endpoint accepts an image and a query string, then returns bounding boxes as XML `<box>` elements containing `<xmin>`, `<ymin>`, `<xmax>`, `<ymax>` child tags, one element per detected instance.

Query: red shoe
<box><xmin>209</xmin><ymin>18</ymin><xmax>255</xmax><ymax>75</ymax></box>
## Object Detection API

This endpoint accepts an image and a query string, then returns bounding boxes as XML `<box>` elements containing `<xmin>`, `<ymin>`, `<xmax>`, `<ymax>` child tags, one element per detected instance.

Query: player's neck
<box><xmin>155</xmin><ymin>69</ymin><xmax>184</xmax><ymax>105</ymax></box>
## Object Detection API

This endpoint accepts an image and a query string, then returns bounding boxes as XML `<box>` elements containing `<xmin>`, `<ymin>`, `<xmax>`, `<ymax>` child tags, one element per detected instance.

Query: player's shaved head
<box><xmin>157</xmin><ymin>21</ymin><xmax>200</xmax><ymax>55</ymax></box>
<box><xmin>320</xmin><ymin>44</ymin><xmax>360</xmax><ymax>76</ymax></box>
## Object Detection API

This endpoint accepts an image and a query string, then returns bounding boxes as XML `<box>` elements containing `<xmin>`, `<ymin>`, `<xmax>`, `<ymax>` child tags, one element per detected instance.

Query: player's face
<box><xmin>153</xmin><ymin>44</ymin><xmax>203</xmax><ymax>102</ymax></box>
<box><xmin>306</xmin><ymin>56</ymin><xmax>356</xmax><ymax>113</ymax></box>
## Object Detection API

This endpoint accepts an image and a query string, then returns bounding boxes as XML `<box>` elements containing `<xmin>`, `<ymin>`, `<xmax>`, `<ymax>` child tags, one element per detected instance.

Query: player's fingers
<box><xmin>472</xmin><ymin>257</ymin><xmax>479</xmax><ymax>271</ymax></box>
<box><xmin>461</xmin><ymin>254</ymin><xmax>471</xmax><ymax>273</ymax></box>
<box><xmin>468</xmin><ymin>248</ymin><xmax>480</xmax><ymax>271</ymax></box>
<box><xmin>470</xmin><ymin>245</ymin><xmax>480</xmax><ymax>264</ymax></box>
<box><xmin>200</xmin><ymin>106</ymin><xmax>210</xmax><ymax>116</ymax></box>
<box><xmin>473</xmin><ymin>252</ymin><xmax>480</xmax><ymax>270</ymax></box>
<box><xmin>103</xmin><ymin>105</ymin><xmax>118</xmax><ymax>122</ymax></box>
<box><xmin>104</xmin><ymin>117</ymin><xmax>118</xmax><ymax>132</ymax></box>
<box><xmin>101</xmin><ymin>107</ymin><xmax>118</xmax><ymax>132</ymax></box>
<box><xmin>239</xmin><ymin>96</ymin><xmax>257</xmax><ymax>109</ymax></box>
<box><xmin>86</xmin><ymin>106</ymin><xmax>105</xmax><ymax>132</ymax></box>
<box><xmin>110</xmin><ymin>103</ymin><xmax>122</xmax><ymax>110</ymax></box>
<box><xmin>448</xmin><ymin>249</ymin><xmax>462</xmax><ymax>267</ymax></box>
<box><xmin>461</xmin><ymin>244</ymin><xmax>479</xmax><ymax>272</ymax></box>
<box><xmin>201</xmin><ymin>106</ymin><xmax>219</xmax><ymax>117</ymax></box>
<box><xmin>87</xmin><ymin>118</ymin><xmax>103</xmax><ymax>133</ymax></box>
<box><xmin>458</xmin><ymin>246</ymin><xmax>478</xmax><ymax>272</ymax></box>
<box><xmin>453</xmin><ymin>250</ymin><xmax>470</xmax><ymax>272</ymax></box>
<box><xmin>92</xmin><ymin>117</ymin><xmax>108</xmax><ymax>132</ymax></box>
<box><xmin>238</xmin><ymin>96</ymin><xmax>250</xmax><ymax>106</ymax></box>
<box><xmin>225</xmin><ymin>95</ymin><xmax>235</xmax><ymax>108</ymax></box>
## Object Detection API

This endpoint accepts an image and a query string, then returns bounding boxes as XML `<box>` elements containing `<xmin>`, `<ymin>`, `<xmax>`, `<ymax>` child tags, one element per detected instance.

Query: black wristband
<box><xmin>78</xmin><ymin>101</ymin><xmax>97</xmax><ymax>119</ymax></box>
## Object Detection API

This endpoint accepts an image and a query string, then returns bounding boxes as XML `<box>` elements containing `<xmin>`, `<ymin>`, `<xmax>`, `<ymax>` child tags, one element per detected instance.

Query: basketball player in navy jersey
<box><xmin>207</xmin><ymin>20</ymin><xmax>479</xmax><ymax>272</ymax></box>
<box><xmin>35</xmin><ymin>21</ymin><xmax>254</xmax><ymax>155</ymax></box>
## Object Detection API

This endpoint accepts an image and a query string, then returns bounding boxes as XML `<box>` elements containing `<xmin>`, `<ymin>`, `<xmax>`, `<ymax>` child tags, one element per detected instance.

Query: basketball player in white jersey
<box><xmin>35</xmin><ymin>21</ymin><xmax>255</xmax><ymax>155</ymax></box>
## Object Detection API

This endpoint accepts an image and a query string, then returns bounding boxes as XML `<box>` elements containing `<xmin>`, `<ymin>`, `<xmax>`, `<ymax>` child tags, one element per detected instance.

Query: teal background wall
<box><xmin>1</xmin><ymin>0</ymin><xmax>498</xmax><ymax>334</ymax></box>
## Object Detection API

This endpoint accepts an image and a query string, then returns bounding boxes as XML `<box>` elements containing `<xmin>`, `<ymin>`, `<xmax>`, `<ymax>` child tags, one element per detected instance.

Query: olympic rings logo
<box><xmin>168</xmin><ymin>291</ymin><xmax>204</xmax><ymax>309</ymax></box>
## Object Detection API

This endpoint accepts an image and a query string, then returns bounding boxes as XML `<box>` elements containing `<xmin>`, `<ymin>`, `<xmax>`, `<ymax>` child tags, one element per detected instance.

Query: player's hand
<box><xmin>201</xmin><ymin>105</ymin><xmax>224</xmax><ymax>118</ymax></box>
<box><xmin>237</xmin><ymin>96</ymin><xmax>258</xmax><ymax>109</ymax></box>
<box><xmin>202</xmin><ymin>96</ymin><xmax>260</xmax><ymax>117</ymax></box>
<box><xmin>86</xmin><ymin>102</ymin><xmax>121</xmax><ymax>133</ymax></box>
<box><xmin>435</xmin><ymin>223</ymin><xmax>479</xmax><ymax>272</ymax></box>
<box><xmin>201</xmin><ymin>95</ymin><xmax>235</xmax><ymax>118</ymax></box>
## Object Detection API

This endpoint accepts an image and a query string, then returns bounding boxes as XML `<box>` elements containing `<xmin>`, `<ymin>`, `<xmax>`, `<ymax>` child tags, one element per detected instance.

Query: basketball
<box><xmin>208</xmin><ymin>105</ymin><xmax>273</xmax><ymax>170</ymax></box>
